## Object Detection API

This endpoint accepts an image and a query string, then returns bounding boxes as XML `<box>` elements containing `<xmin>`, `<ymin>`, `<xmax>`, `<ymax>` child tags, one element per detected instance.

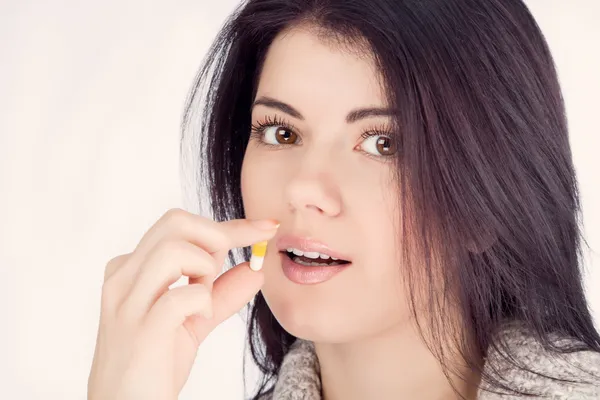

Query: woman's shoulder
<box><xmin>260</xmin><ymin>324</ymin><xmax>600</xmax><ymax>399</ymax></box>
<box><xmin>478</xmin><ymin>322</ymin><xmax>600</xmax><ymax>399</ymax></box>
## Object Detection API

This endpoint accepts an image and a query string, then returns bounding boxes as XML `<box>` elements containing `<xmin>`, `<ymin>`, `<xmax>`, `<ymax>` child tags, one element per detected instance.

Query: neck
<box><xmin>313</xmin><ymin>322</ymin><xmax>480</xmax><ymax>400</ymax></box>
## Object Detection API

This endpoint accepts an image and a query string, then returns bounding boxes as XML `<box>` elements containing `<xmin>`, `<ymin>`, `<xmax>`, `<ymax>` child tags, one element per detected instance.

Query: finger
<box><xmin>101</xmin><ymin>254</ymin><xmax>132</xmax><ymax>314</ymax></box>
<box><xmin>121</xmin><ymin>240</ymin><xmax>218</xmax><ymax>319</ymax></box>
<box><xmin>134</xmin><ymin>209</ymin><xmax>279</xmax><ymax>262</ymax></box>
<box><xmin>215</xmin><ymin>218</ymin><xmax>280</xmax><ymax>251</ymax></box>
<box><xmin>191</xmin><ymin>261</ymin><xmax>265</xmax><ymax>342</ymax></box>
<box><xmin>119</xmin><ymin>209</ymin><xmax>278</xmax><ymax>285</ymax></box>
<box><xmin>208</xmin><ymin>219</ymin><xmax>280</xmax><ymax>269</ymax></box>
<box><xmin>144</xmin><ymin>284</ymin><xmax>212</xmax><ymax>334</ymax></box>
<box><xmin>103</xmin><ymin>254</ymin><xmax>131</xmax><ymax>282</ymax></box>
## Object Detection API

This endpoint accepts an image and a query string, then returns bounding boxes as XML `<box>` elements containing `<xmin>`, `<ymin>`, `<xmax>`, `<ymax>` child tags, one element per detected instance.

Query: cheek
<box><xmin>363</xmin><ymin>182</ymin><xmax>402</xmax><ymax>277</ymax></box>
<box><xmin>348</xmin><ymin>169</ymin><xmax>400</xmax><ymax>245</ymax></box>
<box><xmin>349</xmin><ymin>173</ymin><xmax>403</xmax><ymax>301</ymax></box>
<box><xmin>241</xmin><ymin>147</ymin><xmax>285</xmax><ymax>217</ymax></box>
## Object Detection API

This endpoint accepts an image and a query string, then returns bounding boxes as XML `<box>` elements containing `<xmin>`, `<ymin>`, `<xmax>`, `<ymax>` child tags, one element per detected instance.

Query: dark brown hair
<box><xmin>181</xmin><ymin>1</ymin><xmax>600</xmax><ymax>398</ymax></box>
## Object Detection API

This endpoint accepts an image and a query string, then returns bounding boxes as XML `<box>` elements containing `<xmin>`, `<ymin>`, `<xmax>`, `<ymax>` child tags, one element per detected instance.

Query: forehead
<box><xmin>255</xmin><ymin>26</ymin><xmax>388</xmax><ymax>113</ymax></box>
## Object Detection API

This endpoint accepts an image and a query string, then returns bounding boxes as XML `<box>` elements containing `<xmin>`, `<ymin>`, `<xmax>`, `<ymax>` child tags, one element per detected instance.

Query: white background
<box><xmin>0</xmin><ymin>1</ymin><xmax>598</xmax><ymax>399</ymax></box>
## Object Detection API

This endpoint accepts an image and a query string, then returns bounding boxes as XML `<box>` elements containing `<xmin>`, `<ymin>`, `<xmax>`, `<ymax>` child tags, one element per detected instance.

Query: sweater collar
<box><xmin>270</xmin><ymin>323</ymin><xmax>600</xmax><ymax>399</ymax></box>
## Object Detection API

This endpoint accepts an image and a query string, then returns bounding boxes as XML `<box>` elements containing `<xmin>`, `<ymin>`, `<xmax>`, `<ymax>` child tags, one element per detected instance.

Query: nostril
<box><xmin>305</xmin><ymin>204</ymin><xmax>324</xmax><ymax>214</ymax></box>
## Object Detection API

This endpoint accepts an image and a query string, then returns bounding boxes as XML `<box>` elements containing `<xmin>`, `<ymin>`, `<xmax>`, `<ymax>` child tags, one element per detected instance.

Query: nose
<box><xmin>285</xmin><ymin>167</ymin><xmax>342</xmax><ymax>218</ymax></box>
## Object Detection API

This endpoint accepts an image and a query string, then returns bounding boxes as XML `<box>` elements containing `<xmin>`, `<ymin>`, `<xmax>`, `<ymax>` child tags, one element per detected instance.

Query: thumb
<box><xmin>193</xmin><ymin>262</ymin><xmax>264</xmax><ymax>341</ymax></box>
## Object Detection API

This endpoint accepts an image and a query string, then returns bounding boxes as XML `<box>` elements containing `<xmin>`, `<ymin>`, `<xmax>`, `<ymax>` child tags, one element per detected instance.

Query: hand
<box><xmin>87</xmin><ymin>208</ymin><xmax>279</xmax><ymax>400</ymax></box>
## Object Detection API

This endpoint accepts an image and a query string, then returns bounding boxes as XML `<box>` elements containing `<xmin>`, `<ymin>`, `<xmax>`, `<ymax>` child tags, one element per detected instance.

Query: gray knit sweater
<box><xmin>260</xmin><ymin>324</ymin><xmax>600</xmax><ymax>399</ymax></box>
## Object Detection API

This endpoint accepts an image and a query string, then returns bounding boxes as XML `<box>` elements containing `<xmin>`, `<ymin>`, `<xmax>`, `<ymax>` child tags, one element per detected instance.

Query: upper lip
<box><xmin>276</xmin><ymin>235</ymin><xmax>352</xmax><ymax>261</ymax></box>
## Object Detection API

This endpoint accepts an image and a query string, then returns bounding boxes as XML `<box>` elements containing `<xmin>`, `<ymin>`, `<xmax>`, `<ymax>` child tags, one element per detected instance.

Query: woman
<box><xmin>88</xmin><ymin>0</ymin><xmax>600</xmax><ymax>399</ymax></box>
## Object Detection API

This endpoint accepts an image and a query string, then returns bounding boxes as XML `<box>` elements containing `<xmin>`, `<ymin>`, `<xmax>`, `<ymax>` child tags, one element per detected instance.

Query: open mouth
<box><xmin>282</xmin><ymin>249</ymin><xmax>351</xmax><ymax>267</ymax></box>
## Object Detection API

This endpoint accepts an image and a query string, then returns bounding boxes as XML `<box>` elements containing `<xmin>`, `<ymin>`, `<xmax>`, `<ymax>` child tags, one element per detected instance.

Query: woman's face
<box><xmin>241</xmin><ymin>26</ymin><xmax>406</xmax><ymax>342</ymax></box>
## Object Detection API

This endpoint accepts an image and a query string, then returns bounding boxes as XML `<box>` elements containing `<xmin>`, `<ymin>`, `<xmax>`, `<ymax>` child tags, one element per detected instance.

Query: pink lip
<box><xmin>275</xmin><ymin>235</ymin><xmax>352</xmax><ymax>261</ymax></box>
<box><xmin>279</xmin><ymin>253</ymin><xmax>350</xmax><ymax>285</ymax></box>
<box><xmin>275</xmin><ymin>235</ymin><xmax>352</xmax><ymax>285</ymax></box>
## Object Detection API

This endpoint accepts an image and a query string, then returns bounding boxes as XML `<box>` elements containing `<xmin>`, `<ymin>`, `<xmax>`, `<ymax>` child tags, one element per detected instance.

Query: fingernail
<box><xmin>250</xmin><ymin>219</ymin><xmax>280</xmax><ymax>230</ymax></box>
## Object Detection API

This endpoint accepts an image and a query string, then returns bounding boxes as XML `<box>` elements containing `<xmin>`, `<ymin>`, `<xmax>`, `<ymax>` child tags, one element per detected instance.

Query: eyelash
<box><xmin>249</xmin><ymin>115</ymin><xmax>395</xmax><ymax>160</ymax></box>
<box><xmin>250</xmin><ymin>115</ymin><xmax>297</xmax><ymax>143</ymax></box>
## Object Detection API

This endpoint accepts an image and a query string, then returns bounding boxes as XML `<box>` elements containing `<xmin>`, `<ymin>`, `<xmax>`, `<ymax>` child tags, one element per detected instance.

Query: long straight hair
<box><xmin>180</xmin><ymin>1</ymin><xmax>600</xmax><ymax>398</ymax></box>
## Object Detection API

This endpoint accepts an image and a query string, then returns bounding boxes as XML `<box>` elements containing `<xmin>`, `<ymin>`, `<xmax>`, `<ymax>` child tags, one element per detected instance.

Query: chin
<box><xmin>260</xmin><ymin>284</ymin><xmax>357</xmax><ymax>343</ymax></box>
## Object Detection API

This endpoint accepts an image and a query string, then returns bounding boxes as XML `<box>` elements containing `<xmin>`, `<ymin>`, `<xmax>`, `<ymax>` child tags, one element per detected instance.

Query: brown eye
<box><xmin>262</xmin><ymin>126</ymin><xmax>298</xmax><ymax>145</ymax></box>
<box><xmin>376</xmin><ymin>136</ymin><xmax>396</xmax><ymax>155</ymax></box>
<box><xmin>360</xmin><ymin>134</ymin><xmax>397</xmax><ymax>156</ymax></box>
<box><xmin>275</xmin><ymin>127</ymin><xmax>297</xmax><ymax>144</ymax></box>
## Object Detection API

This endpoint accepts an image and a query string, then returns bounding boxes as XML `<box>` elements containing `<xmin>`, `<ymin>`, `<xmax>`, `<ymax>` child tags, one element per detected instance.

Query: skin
<box><xmin>241</xmin><ymin>25</ymin><xmax>479</xmax><ymax>400</ymax></box>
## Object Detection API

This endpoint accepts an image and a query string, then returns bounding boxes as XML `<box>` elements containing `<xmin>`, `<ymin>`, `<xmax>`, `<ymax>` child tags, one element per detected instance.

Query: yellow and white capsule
<box><xmin>250</xmin><ymin>240</ymin><xmax>268</xmax><ymax>271</ymax></box>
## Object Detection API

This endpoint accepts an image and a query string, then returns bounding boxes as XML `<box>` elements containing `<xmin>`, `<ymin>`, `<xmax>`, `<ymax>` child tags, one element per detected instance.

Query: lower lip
<box><xmin>280</xmin><ymin>253</ymin><xmax>350</xmax><ymax>284</ymax></box>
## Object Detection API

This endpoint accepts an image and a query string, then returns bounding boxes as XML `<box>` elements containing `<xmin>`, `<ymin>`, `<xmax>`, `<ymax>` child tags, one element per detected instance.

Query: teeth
<box><xmin>286</xmin><ymin>248</ymin><xmax>337</xmax><ymax>260</ymax></box>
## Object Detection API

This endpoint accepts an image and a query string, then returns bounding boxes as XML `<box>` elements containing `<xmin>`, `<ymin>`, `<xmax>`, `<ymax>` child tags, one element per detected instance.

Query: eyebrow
<box><xmin>252</xmin><ymin>96</ymin><xmax>396</xmax><ymax>123</ymax></box>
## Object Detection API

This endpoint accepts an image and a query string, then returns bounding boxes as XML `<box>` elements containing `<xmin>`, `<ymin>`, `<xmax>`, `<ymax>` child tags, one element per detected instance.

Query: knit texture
<box><xmin>258</xmin><ymin>324</ymin><xmax>600</xmax><ymax>399</ymax></box>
